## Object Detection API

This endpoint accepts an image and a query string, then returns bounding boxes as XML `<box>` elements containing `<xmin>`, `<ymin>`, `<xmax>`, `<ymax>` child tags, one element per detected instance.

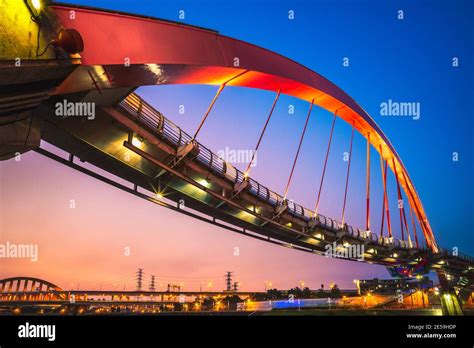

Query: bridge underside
<box><xmin>12</xmin><ymin>85</ymin><xmax>463</xmax><ymax>276</ymax></box>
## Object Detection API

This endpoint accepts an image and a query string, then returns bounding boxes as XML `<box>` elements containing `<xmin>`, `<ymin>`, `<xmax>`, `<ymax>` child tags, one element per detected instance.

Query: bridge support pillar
<box><xmin>440</xmin><ymin>292</ymin><xmax>463</xmax><ymax>316</ymax></box>
<box><xmin>437</xmin><ymin>270</ymin><xmax>464</xmax><ymax>316</ymax></box>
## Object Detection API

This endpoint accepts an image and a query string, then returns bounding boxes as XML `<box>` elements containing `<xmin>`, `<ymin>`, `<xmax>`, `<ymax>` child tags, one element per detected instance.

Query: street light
<box><xmin>264</xmin><ymin>281</ymin><xmax>273</xmax><ymax>291</ymax></box>
<box><xmin>132</xmin><ymin>136</ymin><xmax>142</xmax><ymax>148</ymax></box>
<box><xmin>24</xmin><ymin>0</ymin><xmax>42</xmax><ymax>21</ymax></box>
<box><xmin>353</xmin><ymin>279</ymin><xmax>361</xmax><ymax>295</ymax></box>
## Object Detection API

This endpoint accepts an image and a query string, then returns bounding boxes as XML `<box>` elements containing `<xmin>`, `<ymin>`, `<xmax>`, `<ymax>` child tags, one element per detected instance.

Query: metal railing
<box><xmin>118</xmin><ymin>93</ymin><xmax>414</xmax><ymax>250</ymax></box>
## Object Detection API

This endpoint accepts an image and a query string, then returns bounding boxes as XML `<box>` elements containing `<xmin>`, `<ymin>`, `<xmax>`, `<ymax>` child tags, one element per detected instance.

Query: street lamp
<box><xmin>264</xmin><ymin>281</ymin><xmax>273</xmax><ymax>291</ymax></box>
<box><xmin>353</xmin><ymin>279</ymin><xmax>360</xmax><ymax>295</ymax></box>
<box><xmin>24</xmin><ymin>0</ymin><xmax>42</xmax><ymax>21</ymax></box>
<box><xmin>132</xmin><ymin>136</ymin><xmax>142</xmax><ymax>148</ymax></box>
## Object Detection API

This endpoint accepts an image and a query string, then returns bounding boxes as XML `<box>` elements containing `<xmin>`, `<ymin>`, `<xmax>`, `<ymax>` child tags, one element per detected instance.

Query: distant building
<box><xmin>359</xmin><ymin>277</ymin><xmax>432</xmax><ymax>295</ymax></box>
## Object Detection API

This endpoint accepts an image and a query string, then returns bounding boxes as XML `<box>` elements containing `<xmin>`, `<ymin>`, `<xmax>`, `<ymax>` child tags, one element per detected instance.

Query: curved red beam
<box><xmin>51</xmin><ymin>4</ymin><xmax>437</xmax><ymax>251</ymax></box>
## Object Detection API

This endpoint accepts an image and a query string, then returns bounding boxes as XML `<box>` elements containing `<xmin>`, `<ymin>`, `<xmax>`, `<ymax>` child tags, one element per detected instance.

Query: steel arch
<box><xmin>50</xmin><ymin>4</ymin><xmax>437</xmax><ymax>251</ymax></box>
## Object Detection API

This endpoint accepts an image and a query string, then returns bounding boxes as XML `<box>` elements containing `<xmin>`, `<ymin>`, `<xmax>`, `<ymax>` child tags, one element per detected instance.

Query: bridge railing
<box><xmin>438</xmin><ymin>248</ymin><xmax>474</xmax><ymax>263</ymax></box>
<box><xmin>118</xmin><ymin>93</ymin><xmax>415</xmax><ymax>251</ymax></box>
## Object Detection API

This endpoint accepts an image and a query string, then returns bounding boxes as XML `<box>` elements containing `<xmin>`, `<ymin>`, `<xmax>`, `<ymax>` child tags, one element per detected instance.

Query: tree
<box><xmin>202</xmin><ymin>297</ymin><xmax>215</xmax><ymax>310</ymax></box>
<box><xmin>330</xmin><ymin>284</ymin><xmax>342</xmax><ymax>298</ymax></box>
<box><xmin>302</xmin><ymin>287</ymin><xmax>312</xmax><ymax>298</ymax></box>
<box><xmin>267</xmin><ymin>288</ymin><xmax>283</xmax><ymax>300</ymax></box>
<box><xmin>223</xmin><ymin>295</ymin><xmax>243</xmax><ymax>310</ymax></box>
<box><xmin>288</xmin><ymin>287</ymin><xmax>303</xmax><ymax>298</ymax></box>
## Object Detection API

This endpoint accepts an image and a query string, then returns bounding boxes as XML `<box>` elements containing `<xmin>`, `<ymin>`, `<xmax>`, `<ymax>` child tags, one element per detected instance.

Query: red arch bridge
<box><xmin>0</xmin><ymin>3</ymin><xmax>472</xmax><ymax>313</ymax></box>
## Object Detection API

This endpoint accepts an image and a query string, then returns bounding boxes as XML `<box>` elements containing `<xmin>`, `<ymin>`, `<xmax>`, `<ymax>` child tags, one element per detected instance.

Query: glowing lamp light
<box><xmin>32</xmin><ymin>0</ymin><xmax>41</xmax><ymax>9</ymax></box>
<box><xmin>24</xmin><ymin>0</ymin><xmax>42</xmax><ymax>21</ymax></box>
<box><xmin>197</xmin><ymin>178</ymin><xmax>211</xmax><ymax>188</ymax></box>
<box><xmin>132</xmin><ymin>137</ymin><xmax>142</xmax><ymax>148</ymax></box>
<box><xmin>51</xmin><ymin>29</ymin><xmax>84</xmax><ymax>55</ymax></box>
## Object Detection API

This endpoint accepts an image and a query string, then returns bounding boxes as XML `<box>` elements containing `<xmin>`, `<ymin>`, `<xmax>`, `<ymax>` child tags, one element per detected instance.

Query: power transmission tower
<box><xmin>224</xmin><ymin>271</ymin><xmax>233</xmax><ymax>291</ymax></box>
<box><xmin>150</xmin><ymin>275</ymin><xmax>156</xmax><ymax>292</ymax></box>
<box><xmin>233</xmin><ymin>281</ymin><xmax>239</xmax><ymax>292</ymax></box>
<box><xmin>136</xmin><ymin>268</ymin><xmax>144</xmax><ymax>291</ymax></box>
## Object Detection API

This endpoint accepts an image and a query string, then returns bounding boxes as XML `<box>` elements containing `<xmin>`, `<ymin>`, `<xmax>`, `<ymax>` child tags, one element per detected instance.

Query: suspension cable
<box><xmin>283</xmin><ymin>99</ymin><xmax>314</xmax><ymax>199</ymax></box>
<box><xmin>191</xmin><ymin>71</ymin><xmax>249</xmax><ymax>141</ymax></box>
<box><xmin>313</xmin><ymin>106</ymin><xmax>344</xmax><ymax>216</ymax></box>
<box><xmin>244</xmin><ymin>90</ymin><xmax>281</xmax><ymax>176</ymax></box>
<box><xmin>380</xmin><ymin>160</ymin><xmax>387</xmax><ymax>236</ymax></box>
<box><xmin>401</xmin><ymin>198</ymin><xmax>411</xmax><ymax>244</ymax></box>
<box><xmin>379</xmin><ymin>148</ymin><xmax>392</xmax><ymax>237</ymax></box>
<box><xmin>192</xmin><ymin>84</ymin><xmax>226</xmax><ymax>141</ymax></box>
<box><xmin>401</xmin><ymin>170</ymin><xmax>421</xmax><ymax>248</ymax></box>
<box><xmin>392</xmin><ymin>157</ymin><xmax>410</xmax><ymax>241</ymax></box>
<box><xmin>401</xmin><ymin>170</ymin><xmax>436</xmax><ymax>250</ymax></box>
<box><xmin>341</xmin><ymin>122</ymin><xmax>355</xmax><ymax>225</ymax></box>
<box><xmin>365</xmin><ymin>132</ymin><xmax>371</xmax><ymax>231</ymax></box>
<box><xmin>409</xmin><ymin>203</ymin><xmax>419</xmax><ymax>248</ymax></box>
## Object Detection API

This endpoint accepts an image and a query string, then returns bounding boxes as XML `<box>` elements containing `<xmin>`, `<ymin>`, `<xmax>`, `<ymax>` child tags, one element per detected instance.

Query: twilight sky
<box><xmin>0</xmin><ymin>0</ymin><xmax>472</xmax><ymax>291</ymax></box>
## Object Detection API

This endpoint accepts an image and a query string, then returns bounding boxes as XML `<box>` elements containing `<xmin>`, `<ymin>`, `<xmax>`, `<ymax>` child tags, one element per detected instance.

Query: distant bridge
<box><xmin>0</xmin><ymin>277</ymin><xmax>258</xmax><ymax>307</ymax></box>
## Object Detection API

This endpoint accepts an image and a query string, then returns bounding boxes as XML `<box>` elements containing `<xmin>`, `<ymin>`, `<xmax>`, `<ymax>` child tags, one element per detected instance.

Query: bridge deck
<box><xmin>34</xmin><ymin>91</ymin><xmax>445</xmax><ymax>270</ymax></box>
